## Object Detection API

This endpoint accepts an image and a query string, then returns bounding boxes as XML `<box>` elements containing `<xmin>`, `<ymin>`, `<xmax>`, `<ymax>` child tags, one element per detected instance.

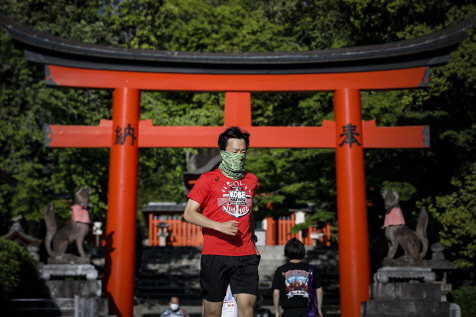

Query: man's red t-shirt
<box><xmin>187</xmin><ymin>168</ymin><xmax>258</xmax><ymax>256</ymax></box>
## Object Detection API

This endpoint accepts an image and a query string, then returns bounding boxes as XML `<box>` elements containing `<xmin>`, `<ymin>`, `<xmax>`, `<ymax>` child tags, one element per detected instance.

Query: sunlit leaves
<box><xmin>426</xmin><ymin>163</ymin><xmax>476</xmax><ymax>269</ymax></box>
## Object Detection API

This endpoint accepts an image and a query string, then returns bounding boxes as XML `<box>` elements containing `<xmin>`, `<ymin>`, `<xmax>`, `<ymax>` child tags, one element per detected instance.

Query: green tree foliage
<box><xmin>452</xmin><ymin>286</ymin><xmax>476</xmax><ymax>317</ymax></box>
<box><xmin>0</xmin><ymin>0</ymin><xmax>475</xmax><ymax>275</ymax></box>
<box><xmin>0</xmin><ymin>239</ymin><xmax>42</xmax><ymax>310</ymax></box>
<box><xmin>421</xmin><ymin>163</ymin><xmax>476</xmax><ymax>270</ymax></box>
<box><xmin>0</xmin><ymin>0</ymin><xmax>115</xmax><ymax>232</ymax></box>
<box><xmin>102</xmin><ymin>0</ymin><xmax>348</xmax><ymax>52</ymax></box>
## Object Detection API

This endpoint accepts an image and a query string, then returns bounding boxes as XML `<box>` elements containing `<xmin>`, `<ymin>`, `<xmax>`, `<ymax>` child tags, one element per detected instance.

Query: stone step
<box><xmin>140</xmin><ymin>248</ymin><xmax>339</xmax><ymax>270</ymax></box>
<box><xmin>135</xmin><ymin>272</ymin><xmax>340</xmax><ymax>287</ymax></box>
<box><xmin>141</xmin><ymin>266</ymin><xmax>201</xmax><ymax>273</ymax></box>
<box><xmin>135</xmin><ymin>280</ymin><xmax>199</xmax><ymax>288</ymax></box>
<box><xmin>135</xmin><ymin>288</ymin><xmax>202</xmax><ymax>301</ymax></box>
<box><xmin>323</xmin><ymin>304</ymin><xmax>342</xmax><ymax>314</ymax></box>
<box><xmin>11</xmin><ymin>298</ymin><xmax>75</xmax><ymax>316</ymax></box>
<box><xmin>11</xmin><ymin>297</ymin><xmax>111</xmax><ymax>317</ymax></box>
<box><xmin>140</xmin><ymin>246</ymin><xmax>338</xmax><ymax>257</ymax></box>
<box><xmin>12</xmin><ymin>300</ymin><xmax>74</xmax><ymax>316</ymax></box>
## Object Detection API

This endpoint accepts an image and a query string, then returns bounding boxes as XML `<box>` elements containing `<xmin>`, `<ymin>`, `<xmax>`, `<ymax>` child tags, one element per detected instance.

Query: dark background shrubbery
<box><xmin>452</xmin><ymin>286</ymin><xmax>476</xmax><ymax>317</ymax></box>
<box><xmin>0</xmin><ymin>239</ymin><xmax>43</xmax><ymax>311</ymax></box>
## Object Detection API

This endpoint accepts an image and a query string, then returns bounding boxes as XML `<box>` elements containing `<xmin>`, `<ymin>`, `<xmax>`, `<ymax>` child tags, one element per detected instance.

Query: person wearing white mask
<box><xmin>160</xmin><ymin>297</ymin><xmax>189</xmax><ymax>317</ymax></box>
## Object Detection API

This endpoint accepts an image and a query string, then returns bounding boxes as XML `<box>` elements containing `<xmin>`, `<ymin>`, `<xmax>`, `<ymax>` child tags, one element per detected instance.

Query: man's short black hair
<box><xmin>218</xmin><ymin>126</ymin><xmax>250</xmax><ymax>151</ymax></box>
<box><xmin>284</xmin><ymin>238</ymin><xmax>305</xmax><ymax>260</ymax></box>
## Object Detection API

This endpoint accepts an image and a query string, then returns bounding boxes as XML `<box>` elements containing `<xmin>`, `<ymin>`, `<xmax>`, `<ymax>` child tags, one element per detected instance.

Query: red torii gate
<box><xmin>1</xmin><ymin>14</ymin><xmax>473</xmax><ymax>317</ymax></box>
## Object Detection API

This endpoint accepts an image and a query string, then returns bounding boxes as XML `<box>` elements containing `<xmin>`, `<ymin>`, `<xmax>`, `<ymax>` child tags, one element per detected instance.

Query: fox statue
<box><xmin>44</xmin><ymin>187</ymin><xmax>91</xmax><ymax>262</ymax></box>
<box><xmin>382</xmin><ymin>189</ymin><xmax>429</xmax><ymax>263</ymax></box>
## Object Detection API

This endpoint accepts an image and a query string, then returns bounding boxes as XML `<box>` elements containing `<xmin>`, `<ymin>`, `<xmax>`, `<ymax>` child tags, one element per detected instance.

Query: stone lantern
<box><xmin>156</xmin><ymin>221</ymin><xmax>170</xmax><ymax>246</ymax></box>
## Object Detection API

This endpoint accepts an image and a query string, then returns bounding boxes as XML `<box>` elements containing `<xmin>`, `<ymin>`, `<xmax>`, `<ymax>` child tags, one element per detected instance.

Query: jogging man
<box><xmin>184</xmin><ymin>126</ymin><xmax>260</xmax><ymax>317</ymax></box>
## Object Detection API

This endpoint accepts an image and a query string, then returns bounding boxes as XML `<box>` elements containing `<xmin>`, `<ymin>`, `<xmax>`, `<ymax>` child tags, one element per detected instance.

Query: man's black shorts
<box><xmin>200</xmin><ymin>254</ymin><xmax>260</xmax><ymax>302</ymax></box>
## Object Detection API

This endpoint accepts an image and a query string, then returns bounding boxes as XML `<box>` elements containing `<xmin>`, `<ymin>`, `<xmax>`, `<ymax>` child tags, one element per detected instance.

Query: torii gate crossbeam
<box><xmin>2</xmin><ymin>13</ymin><xmax>473</xmax><ymax>317</ymax></box>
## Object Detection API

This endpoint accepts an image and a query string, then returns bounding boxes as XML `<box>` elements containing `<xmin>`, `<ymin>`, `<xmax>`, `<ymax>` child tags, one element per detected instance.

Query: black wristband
<box><xmin>251</xmin><ymin>234</ymin><xmax>258</xmax><ymax>243</ymax></box>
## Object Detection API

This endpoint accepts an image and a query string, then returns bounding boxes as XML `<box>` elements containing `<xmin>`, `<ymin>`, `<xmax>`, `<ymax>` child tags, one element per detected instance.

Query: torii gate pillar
<box><xmin>104</xmin><ymin>88</ymin><xmax>140</xmax><ymax>317</ymax></box>
<box><xmin>335</xmin><ymin>89</ymin><xmax>370</xmax><ymax>316</ymax></box>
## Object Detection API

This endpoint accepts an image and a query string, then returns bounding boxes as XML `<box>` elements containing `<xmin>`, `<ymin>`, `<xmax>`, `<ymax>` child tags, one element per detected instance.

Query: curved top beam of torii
<box><xmin>0</xmin><ymin>13</ymin><xmax>474</xmax><ymax>75</ymax></box>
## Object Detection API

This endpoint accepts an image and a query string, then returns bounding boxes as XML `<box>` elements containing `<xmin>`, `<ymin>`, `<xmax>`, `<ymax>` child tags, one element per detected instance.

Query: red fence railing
<box><xmin>265</xmin><ymin>215</ymin><xmax>331</xmax><ymax>246</ymax></box>
<box><xmin>149</xmin><ymin>214</ymin><xmax>203</xmax><ymax>246</ymax></box>
<box><xmin>148</xmin><ymin>213</ymin><xmax>330</xmax><ymax>247</ymax></box>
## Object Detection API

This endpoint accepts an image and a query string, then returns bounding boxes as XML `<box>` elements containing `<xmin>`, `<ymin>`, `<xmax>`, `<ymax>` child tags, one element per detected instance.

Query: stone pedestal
<box><xmin>45</xmin><ymin>280</ymin><xmax>102</xmax><ymax>298</ymax></box>
<box><xmin>382</xmin><ymin>256</ymin><xmax>427</xmax><ymax>267</ymax></box>
<box><xmin>374</xmin><ymin>267</ymin><xmax>435</xmax><ymax>283</ymax></box>
<box><xmin>47</xmin><ymin>254</ymin><xmax>90</xmax><ymax>264</ymax></box>
<box><xmin>363</xmin><ymin>267</ymin><xmax>460</xmax><ymax>317</ymax></box>
<box><xmin>362</xmin><ymin>282</ymin><xmax>450</xmax><ymax>316</ymax></box>
<box><xmin>40</xmin><ymin>264</ymin><xmax>98</xmax><ymax>280</ymax></box>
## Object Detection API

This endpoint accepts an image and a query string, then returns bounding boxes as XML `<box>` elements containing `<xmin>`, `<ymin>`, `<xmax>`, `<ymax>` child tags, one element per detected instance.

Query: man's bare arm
<box><xmin>183</xmin><ymin>199</ymin><xmax>239</xmax><ymax>236</ymax></box>
<box><xmin>273</xmin><ymin>289</ymin><xmax>281</xmax><ymax>317</ymax></box>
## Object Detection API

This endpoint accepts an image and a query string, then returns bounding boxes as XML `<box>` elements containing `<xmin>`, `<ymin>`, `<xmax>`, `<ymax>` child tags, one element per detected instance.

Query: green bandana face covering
<box><xmin>219</xmin><ymin>150</ymin><xmax>246</xmax><ymax>180</ymax></box>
